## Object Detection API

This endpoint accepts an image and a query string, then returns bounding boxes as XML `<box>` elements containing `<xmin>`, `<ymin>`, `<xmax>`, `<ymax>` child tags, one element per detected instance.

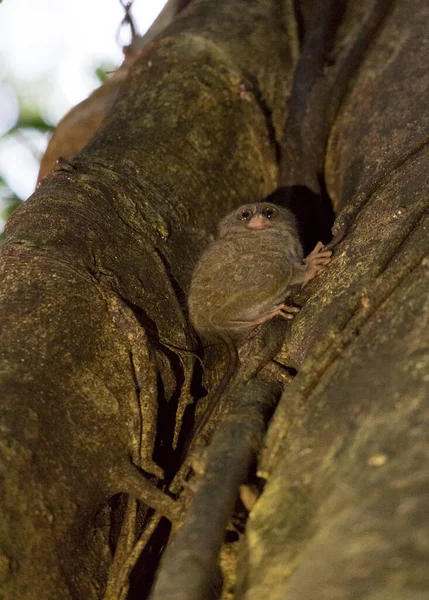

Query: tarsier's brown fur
<box><xmin>189</xmin><ymin>202</ymin><xmax>331</xmax><ymax>343</ymax></box>
<box><xmin>188</xmin><ymin>202</ymin><xmax>331</xmax><ymax>437</ymax></box>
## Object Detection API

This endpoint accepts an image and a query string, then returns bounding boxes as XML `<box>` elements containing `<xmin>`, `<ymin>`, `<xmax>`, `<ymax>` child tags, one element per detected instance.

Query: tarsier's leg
<box><xmin>291</xmin><ymin>241</ymin><xmax>332</xmax><ymax>285</ymax></box>
<box><xmin>227</xmin><ymin>304</ymin><xmax>300</xmax><ymax>328</ymax></box>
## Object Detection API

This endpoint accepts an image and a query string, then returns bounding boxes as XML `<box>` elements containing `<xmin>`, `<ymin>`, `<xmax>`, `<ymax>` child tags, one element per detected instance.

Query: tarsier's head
<box><xmin>218</xmin><ymin>202</ymin><xmax>296</xmax><ymax>238</ymax></box>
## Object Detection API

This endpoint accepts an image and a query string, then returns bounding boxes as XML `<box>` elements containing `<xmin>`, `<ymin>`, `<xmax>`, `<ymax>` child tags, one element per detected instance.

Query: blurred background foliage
<box><xmin>0</xmin><ymin>66</ymin><xmax>112</xmax><ymax>244</ymax></box>
<box><xmin>0</xmin><ymin>178</ymin><xmax>22</xmax><ymax>243</ymax></box>
<box><xmin>0</xmin><ymin>0</ymin><xmax>167</xmax><ymax>244</ymax></box>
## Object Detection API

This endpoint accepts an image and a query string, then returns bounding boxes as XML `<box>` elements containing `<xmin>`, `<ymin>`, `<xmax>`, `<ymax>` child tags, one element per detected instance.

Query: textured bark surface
<box><xmin>37</xmin><ymin>0</ymin><xmax>194</xmax><ymax>182</ymax></box>
<box><xmin>0</xmin><ymin>0</ymin><xmax>428</xmax><ymax>599</ymax></box>
<box><xmin>241</xmin><ymin>1</ymin><xmax>429</xmax><ymax>598</ymax></box>
<box><xmin>0</xmin><ymin>1</ymin><xmax>296</xmax><ymax>598</ymax></box>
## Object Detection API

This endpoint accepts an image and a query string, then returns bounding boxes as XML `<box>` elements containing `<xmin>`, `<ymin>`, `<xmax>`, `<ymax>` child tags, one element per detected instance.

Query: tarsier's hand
<box><xmin>302</xmin><ymin>241</ymin><xmax>332</xmax><ymax>285</ymax></box>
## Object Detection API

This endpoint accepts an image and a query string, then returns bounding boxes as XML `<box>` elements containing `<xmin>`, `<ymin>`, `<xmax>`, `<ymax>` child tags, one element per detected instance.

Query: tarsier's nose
<box><xmin>247</xmin><ymin>212</ymin><xmax>268</xmax><ymax>230</ymax></box>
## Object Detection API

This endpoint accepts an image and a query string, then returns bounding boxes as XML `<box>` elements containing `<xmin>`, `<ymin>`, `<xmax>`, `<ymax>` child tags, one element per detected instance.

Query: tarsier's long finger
<box><xmin>304</xmin><ymin>244</ymin><xmax>332</xmax><ymax>263</ymax></box>
<box><xmin>304</xmin><ymin>243</ymin><xmax>323</xmax><ymax>261</ymax></box>
<box><xmin>281</xmin><ymin>305</ymin><xmax>300</xmax><ymax>313</ymax></box>
<box><xmin>279</xmin><ymin>311</ymin><xmax>295</xmax><ymax>319</ymax></box>
<box><xmin>313</xmin><ymin>257</ymin><xmax>332</xmax><ymax>265</ymax></box>
<box><xmin>278</xmin><ymin>304</ymin><xmax>300</xmax><ymax>318</ymax></box>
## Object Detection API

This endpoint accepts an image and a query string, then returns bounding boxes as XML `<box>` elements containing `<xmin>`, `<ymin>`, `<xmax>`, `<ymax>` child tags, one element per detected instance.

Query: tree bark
<box><xmin>0</xmin><ymin>1</ymin><xmax>296</xmax><ymax>598</ymax></box>
<box><xmin>239</xmin><ymin>1</ymin><xmax>429</xmax><ymax>599</ymax></box>
<box><xmin>0</xmin><ymin>0</ymin><xmax>428</xmax><ymax>599</ymax></box>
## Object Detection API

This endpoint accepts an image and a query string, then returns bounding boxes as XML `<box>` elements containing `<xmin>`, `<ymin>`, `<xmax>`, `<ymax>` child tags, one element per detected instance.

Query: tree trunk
<box><xmin>239</xmin><ymin>1</ymin><xmax>429</xmax><ymax>598</ymax></box>
<box><xmin>0</xmin><ymin>1</ymin><xmax>427</xmax><ymax>599</ymax></box>
<box><xmin>0</xmin><ymin>1</ymin><xmax>295</xmax><ymax>597</ymax></box>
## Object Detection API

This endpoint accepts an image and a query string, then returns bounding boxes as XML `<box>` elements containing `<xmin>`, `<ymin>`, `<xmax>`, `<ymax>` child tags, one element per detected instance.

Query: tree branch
<box><xmin>151</xmin><ymin>380</ymin><xmax>278</xmax><ymax>600</ymax></box>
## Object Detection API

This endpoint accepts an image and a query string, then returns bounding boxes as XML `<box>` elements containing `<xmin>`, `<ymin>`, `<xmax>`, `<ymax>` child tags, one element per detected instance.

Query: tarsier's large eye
<box><xmin>262</xmin><ymin>206</ymin><xmax>278</xmax><ymax>219</ymax></box>
<box><xmin>238</xmin><ymin>208</ymin><xmax>253</xmax><ymax>221</ymax></box>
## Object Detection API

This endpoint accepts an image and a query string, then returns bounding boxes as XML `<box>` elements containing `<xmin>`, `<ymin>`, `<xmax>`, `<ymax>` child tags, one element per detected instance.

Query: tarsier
<box><xmin>189</xmin><ymin>202</ymin><xmax>331</xmax><ymax>339</ymax></box>
<box><xmin>186</xmin><ymin>0</ymin><xmax>392</xmax><ymax>440</ymax></box>
<box><xmin>188</xmin><ymin>202</ymin><xmax>332</xmax><ymax>434</ymax></box>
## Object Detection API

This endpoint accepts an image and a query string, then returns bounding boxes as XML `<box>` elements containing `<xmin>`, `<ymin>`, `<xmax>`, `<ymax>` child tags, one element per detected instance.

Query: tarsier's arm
<box><xmin>292</xmin><ymin>241</ymin><xmax>332</xmax><ymax>286</ymax></box>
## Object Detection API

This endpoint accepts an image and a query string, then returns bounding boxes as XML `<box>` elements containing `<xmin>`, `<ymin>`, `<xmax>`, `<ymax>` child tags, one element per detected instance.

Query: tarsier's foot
<box><xmin>303</xmin><ymin>241</ymin><xmax>332</xmax><ymax>284</ymax></box>
<box><xmin>278</xmin><ymin>304</ymin><xmax>300</xmax><ymax>319</ymax></box>
<box><xmin>227</xmin><ymin>304</ymin><xmax>300</xmax><ymax>328</ymax></box>
<box><xmin>250</xmin><ymin>303</ymin><xmax>299</xmax><ymax>323</ymax></box>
